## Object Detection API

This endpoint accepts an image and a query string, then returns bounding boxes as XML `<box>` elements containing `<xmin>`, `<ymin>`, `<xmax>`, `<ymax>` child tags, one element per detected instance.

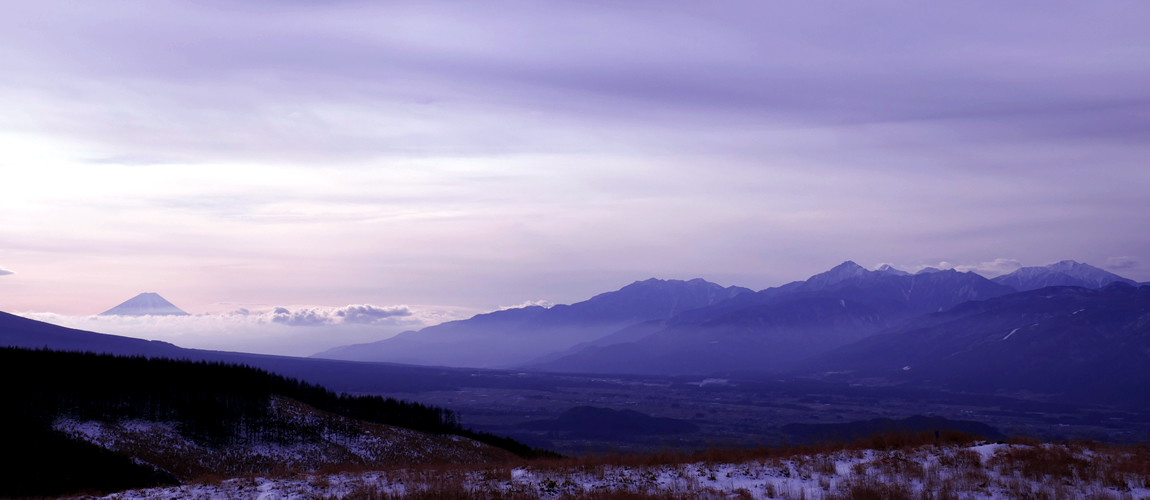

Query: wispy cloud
<box><xmin>499</xmin><ymin>300</ymin><xmax>554</xmax><ymax>311</ymax></box>
<box><xmin>0</xmin><ymin>265</ymin><xmax>13</xmax><ymax>276</ymax></box>
<box><xmin>909</xmin><ymin>258</ymin><xmax>1023</xmax><ymax>278</ymax></box>
<box><xmin>1106</xmin><ymin>256</ymin><xmax>1139</xmax><ymax>270</ymax></box>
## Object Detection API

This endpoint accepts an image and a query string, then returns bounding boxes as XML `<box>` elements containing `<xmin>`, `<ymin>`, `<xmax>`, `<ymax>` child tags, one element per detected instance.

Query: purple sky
<box><xmin>1</xmin><ymin>1</ymin><xmax>1149</xmax><ymax>354</ymax></box>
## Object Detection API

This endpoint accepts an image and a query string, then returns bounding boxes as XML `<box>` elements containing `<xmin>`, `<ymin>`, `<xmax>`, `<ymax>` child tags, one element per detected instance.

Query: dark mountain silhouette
<box><xmin>0</xmin><ymin>311</ymin><xmax>573</xmax><ymax>399</ymax></box>
<box><xmin>531</xmin><ymin>262</ymin><xmax>1016</xmax><ymax>375</ymax></box>
<box><xmin>780</xmin><ymin>415</ymin><xmax>1004</xmax><ymax>445</ymax></box>
<box><xmin>313</xmin><ymin>278</ymin><xmax>753</xmax><ymax>368</ymax></box>
<box><xmin>1</xmin><ymin>419</ymin><xmax>175</xmax><ymax>498</ymax></box>
<box><xmin>802</xmin><ymin>283</ymin><xmax>1150</xmax><ymax>407</ymax></box>
<box><xmin>517</xmin><ymin>406</ymin><xmax>698</xmax><ymax>439</ymax></box>
<box><xmin>0</xmin><ymin>310</ymin><xmax>187</xmax><ymax>356</ymax></box>
<box><xmin>100</xmin><ymin>292</ymin><xmax>189</xmax><ymax>316</ymax></box>
<box><xmin>991</xmin><ymin>260</ymin><xmax>1136</xmax><ymax>291</ymax></box>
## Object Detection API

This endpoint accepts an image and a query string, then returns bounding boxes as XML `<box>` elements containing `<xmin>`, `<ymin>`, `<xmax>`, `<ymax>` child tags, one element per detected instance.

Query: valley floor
<box><xmin>85</xmin><ymin>441</ymin><xmax>1150</xmax><ymax>500</ymax></box>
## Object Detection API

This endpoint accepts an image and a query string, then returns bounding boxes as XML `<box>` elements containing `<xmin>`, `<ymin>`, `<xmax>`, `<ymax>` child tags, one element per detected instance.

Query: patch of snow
<box><xmin>92</xmin><ymin>442</ymin><xmax>1150</xmax><ymax>500</ymax></box>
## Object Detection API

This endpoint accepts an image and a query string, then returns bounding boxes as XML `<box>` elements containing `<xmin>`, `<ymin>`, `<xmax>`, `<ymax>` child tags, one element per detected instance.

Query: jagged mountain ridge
<box><xmin>991</xmin><ymin>260</ymin><xmax>1137</xmax><ymax>291</ymax></box>
<box><xmin>530</xmin><ymin>262</ymin><xmax>1017</xmax><ymax>375</ymax></box>
<box><xmin>312</xmin><ymin>278</ymin><xmax>753</xmax><ymax>368</ymax></box>
<box><xmin>100</xmin><ymin>292</ymin><xmax>189</xmax><ymax>316</ymax></box>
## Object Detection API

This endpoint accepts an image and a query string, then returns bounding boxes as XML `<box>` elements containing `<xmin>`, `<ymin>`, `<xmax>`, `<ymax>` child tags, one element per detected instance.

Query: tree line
<box><xmin>1</xmin><ymin>347</ymin><xmax>546</xmax><ymax>457</ymax></box>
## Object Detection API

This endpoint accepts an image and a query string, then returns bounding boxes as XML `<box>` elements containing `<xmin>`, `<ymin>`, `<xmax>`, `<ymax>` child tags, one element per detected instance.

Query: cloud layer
<box><xmin>270</xmin><ymin>304</ymin><xmax>413</xmax><ymax>327</ymax></box>
<box><xmin>19</xmin><ymin>304</ymin><xmax>465</xmax><ymax>357</ymax></box>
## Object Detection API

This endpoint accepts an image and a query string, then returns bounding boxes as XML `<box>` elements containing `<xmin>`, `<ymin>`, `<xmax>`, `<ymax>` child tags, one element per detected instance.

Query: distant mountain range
<box><xmin>528</xmin><ymin>262</ymin><xmax>1017</xmax><ymax>374</ymax></box>
<box><xmin>4</xmin><ymin>259</ymin><xmax>1146</xmax><ymax>408</ymax></box>
<box><xmin>313</xmin><ymin>278</ymin><xmax>752</xmax><ymax>367</ymax></box>
<box><xmin>100</xmin><ymin>293</ymin><xmax>189</xmax><ymax>316</ymax></box>
<box><xmin>314</xmin><ymin>260</ymin><xmax>1144</xmax><ymax>378</ymax></box>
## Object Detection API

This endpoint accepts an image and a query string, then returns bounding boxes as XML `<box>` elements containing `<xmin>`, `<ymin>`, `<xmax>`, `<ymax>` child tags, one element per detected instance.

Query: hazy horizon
<box><xmin>8</xmin><ymin>258</ymin><xmax>1141</xmax><ymax>357</ymax></box>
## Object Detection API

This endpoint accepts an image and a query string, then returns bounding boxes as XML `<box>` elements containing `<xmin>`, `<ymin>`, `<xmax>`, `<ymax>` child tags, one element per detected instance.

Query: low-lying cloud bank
<box><xmin>498</xmin><ymin>300</ymin><xmax>554</xmax><ymax>311</ymax></box>
<box><xmin>920</xmin><ymin>258</ymin><xmax>1024</xmax><ymax>277</ymax></box>
<box><xmin>19</xmin><ymin>304</ymin><xmax>474</xmax><ymax>358</ymax></box>
<box><xmin>893</xmin><ymin>257</ymin><xmax>1145</xmax><ymax>279</ymax></box>
<box><xmin>266</xmin><ymin>304</ymin><xmax>413</xmax><ymax>327</ymax></box>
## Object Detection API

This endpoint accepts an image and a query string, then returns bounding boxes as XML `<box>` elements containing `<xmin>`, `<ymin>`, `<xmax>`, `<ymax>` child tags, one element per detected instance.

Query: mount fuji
<box><xmin>99</xmin><ymin>293</ymin><xmax>189</xmax><ymax>316</ymax></box>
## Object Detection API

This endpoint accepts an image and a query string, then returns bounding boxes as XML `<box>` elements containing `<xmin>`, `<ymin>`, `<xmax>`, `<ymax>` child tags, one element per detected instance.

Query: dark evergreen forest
<box><xmin>0</xmin><ymin>347</ymin><xmax>548</xmax><ymax>497</ymax></box>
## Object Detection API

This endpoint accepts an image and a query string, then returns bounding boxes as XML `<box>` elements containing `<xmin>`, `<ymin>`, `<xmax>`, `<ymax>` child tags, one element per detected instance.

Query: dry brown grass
<box><xmin>154</xmin><ymin>433</ymin><xmax>1150</xmax><ymax>500</ymax></box>
<box><xmin>335</xmin><ymin>479</ymin><xmax>740</xmax><ymax>500</ymax></box>
<box><xmin>515</xmin><ymin>430</ymin><xmax>982</xmax><ymax>475</ymax></box>
<box><xmin>823</xmin><ymin>477</ymin><xmax>915</xmax><ymax>500</ymax></box>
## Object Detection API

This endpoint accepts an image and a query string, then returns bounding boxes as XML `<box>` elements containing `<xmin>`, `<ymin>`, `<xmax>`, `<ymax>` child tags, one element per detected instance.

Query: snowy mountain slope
<box><xmin>991</xmin><ymin>260</ymin><xmax>1137</xmax><ymax>291</ymax></box>
<box><xmin>100</xmin><ymin>293</ymin><xmax>190</xmax><ymax>316</ymax></box>
<box><xmin>803</xmin><ymin>283</ymin><xmax>1150</xmax><ymax>406</ymax></box>
<box><xmin>92</xmin><ymin>441</ymin><xmax>1150</xmax><ymax>499</ymax></box>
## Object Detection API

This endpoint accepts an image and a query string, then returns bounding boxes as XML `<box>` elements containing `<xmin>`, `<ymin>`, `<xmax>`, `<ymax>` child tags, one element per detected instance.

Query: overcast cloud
<box><xmin>1</xmin><ymin>1</ymin><xmax>1148</xmax><ymax>346</ymax></box>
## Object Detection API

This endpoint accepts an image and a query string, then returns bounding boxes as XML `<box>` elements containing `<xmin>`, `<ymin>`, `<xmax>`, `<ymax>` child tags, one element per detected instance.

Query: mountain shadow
<box><xmin>801</xmin><ymin>283</ymin><xmax>1150</xmax><ymax>408</ymax></box>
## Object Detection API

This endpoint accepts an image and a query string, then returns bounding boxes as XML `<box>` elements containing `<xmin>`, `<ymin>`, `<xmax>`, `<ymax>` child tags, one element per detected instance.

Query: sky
<box><xmin>1</xmin><ymin>1</ymin><xmax>1149</xmax><ymax>356</ymax></box>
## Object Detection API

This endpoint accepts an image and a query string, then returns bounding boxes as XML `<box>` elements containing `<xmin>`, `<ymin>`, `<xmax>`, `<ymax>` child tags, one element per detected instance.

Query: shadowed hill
<box><xmin>0</xmin><ymin>310</ymin><xmax>187</xmax><ymax>356</ymax></box>
<box><xmin>1</xmin><ymin>347</ymin><xmax>529</xmax><ymax>497</ymax></box>
<box><xmin>802</xmin><ymin>284</ymin><xmax>1150</xmax><ymax>407</ymax></box>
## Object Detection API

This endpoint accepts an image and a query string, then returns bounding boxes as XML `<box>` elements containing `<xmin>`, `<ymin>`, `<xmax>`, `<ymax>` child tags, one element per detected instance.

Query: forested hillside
<box><xmin>0</xmin><ymin>347</ymin><xmax>546</xmax><ymax>497</ymax></box>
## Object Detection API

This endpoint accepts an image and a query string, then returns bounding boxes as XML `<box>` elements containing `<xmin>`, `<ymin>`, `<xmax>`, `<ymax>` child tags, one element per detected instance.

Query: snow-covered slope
<box><xmin>56</xmin><ymin>396</ymin><xmax>514</xmax><ymax>480</ymax></box>
<box><xmin>92</xmin><ymin>441</ymin><xmax>1150</xmax><ymax>499</ymax></box>
<box><xmin>991</xmin><ymin>260</ymin><xmax>1137</xmax><ymax>291</ymax></box>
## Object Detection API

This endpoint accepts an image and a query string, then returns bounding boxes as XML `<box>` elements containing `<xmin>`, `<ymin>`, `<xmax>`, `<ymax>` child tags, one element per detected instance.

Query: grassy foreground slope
<box><xmin>89</xmin><ymin>434</ymin><xmax>1150</xmax><ymax>499</ymax></box>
